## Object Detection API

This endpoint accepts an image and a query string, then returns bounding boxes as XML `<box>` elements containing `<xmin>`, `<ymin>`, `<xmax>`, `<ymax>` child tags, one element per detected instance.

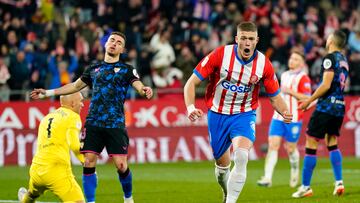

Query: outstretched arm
<box><xmin>132</xmin><ymin>80</ymin><xmax>153</xmax><ymax>99</ymax></box>
<box><xmin>269</xmin><ymin>93</ymin><xmax>293</xmax><ymax>123</ymax></box>
<box><xmin>184</xmin><ymin>74</ymin><xmax>204</xmax><ymax>122</ymax></box>
<box><xmin>30</xmin><ymin>78</ymin><xmax>87</xmax><ymax>99</ymax></box>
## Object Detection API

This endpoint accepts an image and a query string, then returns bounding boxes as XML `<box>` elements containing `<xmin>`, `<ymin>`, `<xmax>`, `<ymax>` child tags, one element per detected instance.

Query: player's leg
<box><xmin>207</xmin><ymin>110</ymin><xmax>232</xmax><ymax>203</ymax></box>
<box><xmin>80</xmin><ymin>125</ymin><xmax>105</xmax><ymax>203</ymax></box>
<box><xmin>227</xmin><ymin>137</ymin><xmax>252</xmax><ymax>203</ymax></box>
<box><xmin>258</xmin><ymin>119</ymin><xmax>283</xmax><ymax>187</ymax></box>
<box><xmin>18</xmin><ymin>165</ymin><xmax>44</xmax><ymax>203</ymax></box>
<box><xmin>258</xmin><ymin>136</ymin><xmax>281</xmax><ymax>187</ymax></box>
<box><xmin>82</xmin><ymin>153</ymin><xmax>98</xmax><ymax>203</ymax></box>
<box><xmin>50</xmin><ymin>172</ymin><xmax>85</xmax><ymax>203</ymax></box>
<box><xmin>292</xmin><ymin>111</ymin><xmax>327</xmax><ymax>198</ymax></box>
<box><xmin>215</xmin><ymin>149</ymin><xmax>231</xmax><ymax>203</ymax></box>
<box><xmin>292</xmin><ymin>136</ymin><xmax>317</xmax><ymax>198</ymax></box>
<box><xmin>106</xmin><ymin>127</ymin><xmax>133</xmax><ymax>203</ymax></box>
<box><xmin>326</xmin><ymin>132</ymin><xmax>344</xmax><ymax>196</ymax></box>
<box><xmin>284</xmin><ymin>122</ymin><xmax>302</xmax><ymax>188</ymax></box>
<box><xmin>226</xmin><ymin>111</ymin><xmax>255</xmax><ymax>203</ymax></box>
<box><xmin>285</xmin><ymin>141</ymin><xmax>299</xmax><ymax>187</ymax></box>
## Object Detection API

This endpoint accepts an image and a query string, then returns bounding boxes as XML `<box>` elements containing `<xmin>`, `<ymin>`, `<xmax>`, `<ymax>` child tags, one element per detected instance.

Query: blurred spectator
<box><xmin>348</xmin><ymin>24</ymin><xmax>360</xmax><ymax>94</ymax></box>
<box><xmin>0</xmin><ymin>56</ymin><xmax>10</xmax><ymax>102</ymax></box>
<box><xmin>48</xmin><ymin>50</ymin><xmax>78</xmax><ymax>89</ymax></box>
<box><xmin>1</xmin><ymin>0</ymin><xmax>360</xmax><ymax>100</ymax></box>
<box><xmin>8</xmin><ymin>51</ymin><xmax>30</xmax><ymax>100</ymax></box>
<box><xmin>175</xmin><ymin>45</ymin><xmax>197</xmax><ymax>85</ymax></box>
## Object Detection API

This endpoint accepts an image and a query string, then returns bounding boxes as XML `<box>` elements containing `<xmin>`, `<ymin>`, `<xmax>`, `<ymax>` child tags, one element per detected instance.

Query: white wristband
<box><xmin>39</xmin><ymin>90</ymin><xmax>55</xmax><ymax>99</ymax></box>
<box><xmin>46</xmin><ymin>90</ymin><xmax>55</xmax><ymax>97</ymax></box>
<box><xmin>187</xmin><ymin>104</ymin><xmax>196</xmax><ymax>114</ymax></box>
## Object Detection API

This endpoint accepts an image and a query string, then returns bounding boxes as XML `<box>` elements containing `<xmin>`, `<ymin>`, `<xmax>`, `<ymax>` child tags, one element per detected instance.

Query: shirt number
<box><xmin>47</xmin><ymin>118</ymin><xmax>54</xmax><ymax>138</ymax></box>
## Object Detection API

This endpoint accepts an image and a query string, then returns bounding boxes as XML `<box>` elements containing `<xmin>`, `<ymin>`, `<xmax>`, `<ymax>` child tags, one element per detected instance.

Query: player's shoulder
<box><xmin>322</xmin><ymin>53</ymin><xmax>336</xmax><ymax>70</ymax></box>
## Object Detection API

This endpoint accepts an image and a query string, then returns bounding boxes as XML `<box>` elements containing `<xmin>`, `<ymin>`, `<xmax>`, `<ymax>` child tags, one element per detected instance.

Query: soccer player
<box><xmin>292</xmin><ymin>30</ymin><xmax>348</xmax><ymax>198</ymax></box>
<box><xmin>30</xmin><ymin>32</ymin><xmax>153</xmax><ymax>203</ymax></box>
<box><xmin>257</xmin><ymin>51</ymin><xmax>311</xmax><ymax>188</ymax></box>
<box><xmin>184</xmin><ymin>22</ymin><xmax>293</xmax><ymax>203</ymax></box>
<box><xmin>18</xmin><ymin>92</ymin><xmax>85</xmax><ymax>203</ymax></box>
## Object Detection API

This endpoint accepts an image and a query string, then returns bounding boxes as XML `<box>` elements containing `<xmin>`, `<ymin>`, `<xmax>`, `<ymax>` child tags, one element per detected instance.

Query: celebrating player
<box><xmin>30</xmin><ymin>32</ymin><xmax>153</xmax><ymax>203</ymax></box>
<box><xmin>183</xmin><ymin>21</ymin><xmax>292</xmax><ymax>203</ymax></box>
<box><xmin>18</xmin><ymin>92</ymin><xmax>85</xmax><ymax>203</ymax></box>
<box><xmin>257</xmin><ymin>50</ymin><xmax>311</xmax><ymax>188</ymax></box>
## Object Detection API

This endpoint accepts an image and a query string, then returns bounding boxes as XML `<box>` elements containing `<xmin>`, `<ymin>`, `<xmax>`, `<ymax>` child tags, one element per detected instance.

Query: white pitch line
<box><xmin>0</xmin><ymin>200</ymin><xmax>59</xmax><ymax>203</ymax></box>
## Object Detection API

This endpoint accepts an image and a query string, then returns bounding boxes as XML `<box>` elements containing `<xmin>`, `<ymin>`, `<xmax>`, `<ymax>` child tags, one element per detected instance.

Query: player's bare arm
<box><xmin>300</xmin><ymin>71</ymin><xmax>334</xmax><ymax>110</ymax></box>
<box><xmin>132</xmin><ymin>80</ymin><xmax>153</xmax><ymax>99</ymax></box>
<box><xmin>184</xmin><ymin>74</ymin><xmax>204</xmax><ymax>122</ymax></box>
<box><xmin>269</xmin><ymin>93</ymin><xmax>293</xmax><ymax>123</ymax></box>
<box><xmin>30</xmin><ymin>78</ymin><xmax>87</xmax><ymax>99</ymax></box>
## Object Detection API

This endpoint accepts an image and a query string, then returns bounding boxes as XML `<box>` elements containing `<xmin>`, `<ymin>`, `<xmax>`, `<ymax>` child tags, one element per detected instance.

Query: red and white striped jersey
<box><xmin>272</xmin><ymin>69</ymin><xmax>311</xmax><ymax>122</ymax></box>
<box><xmin>194</xmin><ymin>44</ymin><xmax>280</xmax><ymax>115</ymax></box>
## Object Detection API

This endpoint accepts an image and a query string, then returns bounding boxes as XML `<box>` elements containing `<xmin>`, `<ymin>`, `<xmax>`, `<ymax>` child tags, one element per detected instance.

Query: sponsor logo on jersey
<box><xmin>221</xmin><ymin>81</ymin><xmax>251</xmax><ymax>93</ymax></box>
<box><xmin>114</xmin><ymin>67</ymin><xmax>120</xmax><ymax>73</ymax></box>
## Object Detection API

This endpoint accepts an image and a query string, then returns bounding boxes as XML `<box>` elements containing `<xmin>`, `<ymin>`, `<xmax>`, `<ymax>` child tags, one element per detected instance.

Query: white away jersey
<box><xmin>194</xmin><ymin>44</ymin><xmax>280</xmax><ymax>114</ymax></box>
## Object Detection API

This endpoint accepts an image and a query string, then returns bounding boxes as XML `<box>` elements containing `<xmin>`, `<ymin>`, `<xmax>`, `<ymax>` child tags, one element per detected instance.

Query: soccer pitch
<box><xmin>0</xmin><ymin>158</ymin><xmax>359</xmax><ymax>203</ymax></box>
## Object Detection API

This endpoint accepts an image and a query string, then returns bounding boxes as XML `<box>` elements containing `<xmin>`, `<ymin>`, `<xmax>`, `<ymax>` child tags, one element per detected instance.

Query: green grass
<box><xmin>0</xmin><ymin>158</ymin><xmax>359</xmax><ymax>203</ymax></box>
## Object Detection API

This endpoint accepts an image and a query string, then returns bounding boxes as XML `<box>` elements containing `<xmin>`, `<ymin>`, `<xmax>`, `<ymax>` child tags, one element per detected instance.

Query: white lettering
<box><xmin>158</xmin><ymin>137</ymin><xmax>170</xmax><ymax>162</ymax></box>
<box><xmin>172</xmin><ymin>137</ymin><xmax>192</xmax><ymax>161</ymax></box>
<box><xmin>193</xmin><ymin>136</ymin><xmax>212</xmax><ymax>160</ymax></box>
<box><xmin>160</xmin><ymin>106</ymin><xmax>177</xmax><ymax>127</ymax></box>
<box><xmin>136</xmin><ymin>138</ymin><xmax>157</xmax><ymax>163</ymax></box>
<box><xmin>0</xmin><ymin>129</ymin><xmax>15</xmax><ymax>166</ymax></box>
<box><xmin>16</xmin><ymin>133</ymin><xmax>36</xmax><ymax>166</ymax></box>
<box><xmin>134</xmin><ymin>106</ymin><xmax>159</xmax><ymax>127</ymax></box>
<box><xmin>0</xmin><ymin>108</ymin><xmax>23</xmax><ymax>129</ymax></box>
<box><xmin>29</xmin><ymin>107</ymin><xmax>56</xmax><ymax>129</ymax></box>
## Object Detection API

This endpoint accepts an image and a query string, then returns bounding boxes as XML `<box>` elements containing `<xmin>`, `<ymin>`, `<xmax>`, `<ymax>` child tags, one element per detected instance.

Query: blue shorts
<box><xmin>208</xmin><ymin>110</ymin><xmax>256</xmax><ymax>160</ymax></box>
<box><xmin>268</xmin><ymin>119</ymin><xmax>302</xmax><ymax>143</ymax></box>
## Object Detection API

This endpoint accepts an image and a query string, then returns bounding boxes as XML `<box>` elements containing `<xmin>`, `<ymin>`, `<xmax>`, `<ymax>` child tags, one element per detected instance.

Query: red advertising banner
<box><xmin>0</xmin><ymin>96</ymin><xmax>359</xmax><ymax>166</ymax></box>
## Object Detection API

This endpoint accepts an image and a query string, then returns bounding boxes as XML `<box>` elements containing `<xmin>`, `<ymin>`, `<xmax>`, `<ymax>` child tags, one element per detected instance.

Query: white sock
<box><xmin>264</xmin><ymin>150</ymin><xmax>278</xmax><ymax>180</ymax></box>
<box><xmin>226</xmin><ymin>148</ymin><xmax>248</xmax><ymax>203</ymax></box>
<box><xmin>215</xmin><ymin>163</ymin><xmax>230</xmax><ymax>196</ymax></box>
<box><xmin>289</xmin><ymin>149</ymin><xmax>300</xmax><ymax>170</ymax></box>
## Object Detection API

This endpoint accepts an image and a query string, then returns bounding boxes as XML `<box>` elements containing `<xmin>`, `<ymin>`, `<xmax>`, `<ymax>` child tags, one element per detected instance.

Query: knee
<box><xmin>233</xmin><ymin>148</ymin><xmax>249</xmax><ymax>167</ymax></box>
<box><xmin>115</xmin><ymin>161</ymin><xmax>128</xmax><ymax>172</ymax></box>
<box><xmin>286</xmin><ymin>144</ymin><xmax>296</xmax><ymax>153</ymax></box>
<box><xmin>84</xmin><ymin>158</ymin><xmax>96</xmax><ymax>167</ymax></box>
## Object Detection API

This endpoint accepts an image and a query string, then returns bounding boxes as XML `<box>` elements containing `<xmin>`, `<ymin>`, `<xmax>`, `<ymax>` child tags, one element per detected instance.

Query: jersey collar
<box><xmin>234</xmin><ymin>44</ymin><xmax>257</xmax><ymax>65</ymax></box>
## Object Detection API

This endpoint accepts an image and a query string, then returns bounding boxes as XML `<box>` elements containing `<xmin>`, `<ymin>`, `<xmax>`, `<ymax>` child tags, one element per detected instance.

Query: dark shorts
<box><xmin>80</xmin><ymin>124</ymin><xmax>129</xmax><ymax>155</ymax></box>
<box><xmin>306</xmin><ymin>111</ymin><xmax>344</xmax><ymax>139</ymax></box>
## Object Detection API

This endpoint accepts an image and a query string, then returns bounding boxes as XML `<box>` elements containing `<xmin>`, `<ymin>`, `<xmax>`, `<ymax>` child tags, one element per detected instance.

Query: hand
<box><xmin>187</xmin><ymin>106</ymin><xmax>204</xmax><ymax>122</ymax></box>
<box><xmin>299</xmin><ymin>99</ymin><xmax>311</xmax><ymax>111</ymax></box>
<box><xmin>282</xmin><ymin>111</ymin><xmax>293</xmax><ymax>124</ymax></box>
<box><xmin>30</xmin><ymin>88</ymin><xmax>46</xmax><ymax>100</ymax></box>
<box><xmin>142</xmin><ymin>86</ymin><xmax>153</xmax><ymax>99</ymax></box>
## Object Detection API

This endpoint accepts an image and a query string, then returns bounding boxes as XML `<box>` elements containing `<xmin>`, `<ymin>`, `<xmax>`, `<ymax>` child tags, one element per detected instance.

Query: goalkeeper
<box><xmin>18</xmin><ymin>92</ymin><xmax>85</xmax><ymax>203</ymax></box>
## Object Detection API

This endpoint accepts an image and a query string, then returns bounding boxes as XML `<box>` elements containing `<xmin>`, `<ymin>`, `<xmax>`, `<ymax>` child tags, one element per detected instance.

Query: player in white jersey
<box><xmin>257</xmin><ymin>51</ymin><xmax>311</xmax><ymax>188</ymax></box>
<box><xmin>183</xmin><ymin>22</ymin><xmax>293</xmax><ymax>203</ymax></box>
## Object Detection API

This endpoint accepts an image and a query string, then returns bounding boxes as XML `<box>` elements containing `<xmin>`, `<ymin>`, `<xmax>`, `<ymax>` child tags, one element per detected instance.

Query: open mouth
<box><xmin>244</xmin><ymin>48</ymin><xmax>250</xmax><ymax>54</ymax></box>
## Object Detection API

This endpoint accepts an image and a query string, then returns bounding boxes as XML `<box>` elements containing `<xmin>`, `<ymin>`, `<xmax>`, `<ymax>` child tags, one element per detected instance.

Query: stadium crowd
<box><xmin>0</xmin><ymin>0</ymin><xmax>360</xmax><ymax>102</ymax></box>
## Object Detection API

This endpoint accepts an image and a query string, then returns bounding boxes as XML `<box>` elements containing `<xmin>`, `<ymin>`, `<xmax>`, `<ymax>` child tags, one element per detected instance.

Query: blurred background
<box><xmin>0</xmin><ymin>0</ymin><xmax>360</xmax><ymax>101</ymax></box>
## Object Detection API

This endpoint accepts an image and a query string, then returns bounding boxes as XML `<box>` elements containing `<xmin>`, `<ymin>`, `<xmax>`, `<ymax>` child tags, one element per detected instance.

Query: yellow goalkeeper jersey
<box><xmin>32</xmin><ymin>107</ymin><xmax>84</xmax><ymax>167</ymax></box>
